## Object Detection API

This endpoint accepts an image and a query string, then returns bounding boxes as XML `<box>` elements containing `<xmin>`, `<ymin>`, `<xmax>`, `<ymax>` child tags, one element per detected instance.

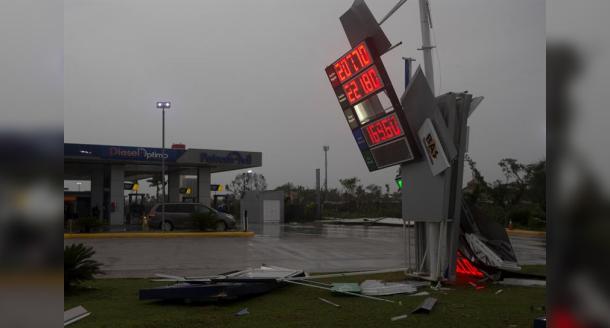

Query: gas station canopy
<box><xmin>64</xmin><ymin>143</ymin><xmax>262</xmax><ymax>226</ymax></box>
<box><xmin>64</xmin><ymin>143</ymin><xmax>262</xmax><ymax>179</ymax></box>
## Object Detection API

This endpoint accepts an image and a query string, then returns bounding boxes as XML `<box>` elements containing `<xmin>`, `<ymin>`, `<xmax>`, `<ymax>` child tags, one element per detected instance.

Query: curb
<box><xmin>64</xmin><ymin>231</ymin><xmax>255</xmax><ymax>239</ymax></box>
<box><xmin>506</xmin><ymin>229</ymin><xmax>546</xmax><ymax>238</ymax></box>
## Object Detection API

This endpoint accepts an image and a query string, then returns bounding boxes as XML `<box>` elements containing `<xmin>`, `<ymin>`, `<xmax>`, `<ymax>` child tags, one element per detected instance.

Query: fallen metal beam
<box><xmin>284</xmin><ymin>267</ymin><xmax>410</xmax><ymax>282</ymax></box>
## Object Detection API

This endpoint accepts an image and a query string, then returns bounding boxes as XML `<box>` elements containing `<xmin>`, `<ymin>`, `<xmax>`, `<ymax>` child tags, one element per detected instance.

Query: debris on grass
<box><xmin>141</xmin><ymin>265</ymin><xmax>304</xmax><ymax>303</ymax></box>
<box><xmin>360</xmin><ymin>280</ymin><xmax>417</xmax><ymax>296</ymax></box>
<box><xmin>412</xmin><ymin>297</ymin><xmax>438</xmax><ymax>314</ymax></box>
<box><xmin>235</xmin><ymin>308</ymin><xmax>249</xmax><ymax>316</ymax></box>
<box><xmin>318</xmin><ymin>297</ymin><xmax>341</xmax><ymax>308</ymax></box>
<box><xmin>283</xmin><ymin>279</ymin><xmax>395</xmax><ymax>303</ymax></box>
<box><xmin>403</xmin><ymin>280</ymin><xmax>431</xmax><ymax>288</ymax></box>
<box><xmin>410</xmin><ymin>291</ymin><xmax>430</xmax><ymax>297</ymax></box>
<box><xmin>64</xmin><ymin>305</ymin><xmax>90</xmax><ymax>326</ymax></box>
<box><xmin>467</xmin><ymin>281</ymin><xmax>486</xmax><ymax>290</ymax></box>
<box><xmin>500</xmin><ymin>278</ymin><xmax>546</xmax><ymax>287</ymax></box>
<box><xmin>430</xmin><ymin>282</ymin><xmax>453</xmax><ymax>291</ymax></box>
<box><xmin>390</xmin><ymin>314</ymin><xmax>408</xmax><ymax>321</ymax></box>
<box><xmin>495</xmin><ymin>289</ymin><xmax>504</xmax><ymax>295</ymax></box>
<box><xmin>331</xmin><ymin>283</ymin><xmax>361</xmax><ymax>294</ymax></box>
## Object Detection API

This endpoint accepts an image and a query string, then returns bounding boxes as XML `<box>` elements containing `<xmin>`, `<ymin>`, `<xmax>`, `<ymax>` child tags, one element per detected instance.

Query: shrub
<box><xmin>64</xmin><ymin>243</ymin><xmax>103</xmax><ymax>290</ymax></box>
<box><xmin>78</xmin><ymin>217</ymin><xmax>103</xmax><ymax>233</ymax></box>
<box><xmin>303</xmin><ymin>202</ymin><xmax>317</xmax><ymax>220</ymax></box>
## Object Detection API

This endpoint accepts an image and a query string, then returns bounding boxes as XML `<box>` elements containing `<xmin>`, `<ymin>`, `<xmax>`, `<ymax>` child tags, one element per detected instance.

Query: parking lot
<box><xmin>65</xmin><ymin>223</ymin><xmax>546</xmax><ymax>278</ymax></box>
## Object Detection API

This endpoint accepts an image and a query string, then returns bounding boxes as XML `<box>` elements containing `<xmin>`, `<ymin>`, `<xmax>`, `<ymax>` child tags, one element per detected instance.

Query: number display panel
<box><xmin>369</xmin><ymin>138</ymin><xmax>414</xmax><ymax>169</ymax></box>
<box><xmin>362</xmin><ymin>113</ymin><xmax>404</xmax><ymax>147</ymax></box>
<box><xmin>341</xmin><ymin>66</ymin><xmax>384</xmax><ymax>106</ymax></box>
<box><xmin>332</xmin><ymin>42</ymin><xmax>374</xmax><ymax>84</ymax></box>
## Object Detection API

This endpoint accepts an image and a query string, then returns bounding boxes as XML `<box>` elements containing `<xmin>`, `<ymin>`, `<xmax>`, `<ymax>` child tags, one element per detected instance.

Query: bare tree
<box><xmin>227</xmin><ymin>172</ymin><xmax>267</xmax><ymax>199</ymax></box>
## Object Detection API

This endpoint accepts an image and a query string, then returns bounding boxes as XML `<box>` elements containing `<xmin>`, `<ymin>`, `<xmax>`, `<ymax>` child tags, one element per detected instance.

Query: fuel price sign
<box><xmin>325</xmin><ymin>38</ymin><xmax>418</xmax><ymax>171</ymax></box>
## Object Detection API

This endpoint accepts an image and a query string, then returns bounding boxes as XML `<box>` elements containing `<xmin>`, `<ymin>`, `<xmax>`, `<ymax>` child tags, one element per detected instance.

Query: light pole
<box><xmin>156</xmin><ymin>101</ymin><xmax>171</xmax><ymax>231</ymax></box>
<box><xmin>247</xmin><ymin>170</ymin><xmax>253</xmax><ymax>191</ymax></box>
<box><xmin>323</xmin><ymin>146</ymin><xmax>329</xmax><ymax>192</ymax></box>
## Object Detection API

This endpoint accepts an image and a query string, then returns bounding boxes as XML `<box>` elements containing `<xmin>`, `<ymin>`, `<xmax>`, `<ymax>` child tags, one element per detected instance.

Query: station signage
<box><xmin>64</xmin><ymin>143</ymin><xmax>185</xmax><ymax>162</ymax></box>
<box><xmin>199</xmin><ymin>151</ymin><xmax>252</xmax><ymax>165</ymax></box>
<box><xmin>418</xmin><ymin>118</ymin><xmax>450</xmax><ymax>176</ymax></box>
<box><xmin>325</xmin><ymin>38</ymin><xmax>418</xmax><ymax>171</ymax></box>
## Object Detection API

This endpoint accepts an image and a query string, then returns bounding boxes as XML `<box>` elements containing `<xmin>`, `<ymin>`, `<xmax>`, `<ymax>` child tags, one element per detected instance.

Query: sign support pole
<box><xmin>417</xmin><ymin>0</ymin><xmax>441</xmax><ymax>281</ymax></box>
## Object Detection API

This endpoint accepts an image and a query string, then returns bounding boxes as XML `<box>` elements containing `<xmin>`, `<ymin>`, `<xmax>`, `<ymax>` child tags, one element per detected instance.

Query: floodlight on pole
<box><xmin>246</xmin><ymin>170</ymin><xmax>254</xmax><ymax>191</ymax></box>
<box><xmin>156</xmin><ymin>100</ymin><xmax>171</xmax><ymax>231</ymax></box>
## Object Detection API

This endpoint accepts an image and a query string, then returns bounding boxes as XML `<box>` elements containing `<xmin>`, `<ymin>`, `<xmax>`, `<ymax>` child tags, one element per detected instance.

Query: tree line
<box><xmin>223</xmin><ymin>156</ymin><xmax>546</xmax><ymax>228</ymax></box>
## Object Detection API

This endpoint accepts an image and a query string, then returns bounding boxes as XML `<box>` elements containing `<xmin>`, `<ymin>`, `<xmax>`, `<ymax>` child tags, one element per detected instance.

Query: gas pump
<box><xmin>126</xmin><ymin>193</ymin><xmax>145</xmax><ymax>224</ymax></box>
<box><xmin>126</xmin><ymin>182</ymin><xmax>145</xmax><ymax>224</ymax></box>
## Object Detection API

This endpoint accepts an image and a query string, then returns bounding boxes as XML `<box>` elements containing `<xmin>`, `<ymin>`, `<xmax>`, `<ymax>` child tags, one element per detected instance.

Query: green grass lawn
<box><xmin>65</xmin><ymin>270</ymin><xmax>545</xmax><ymax>328</ymax></box>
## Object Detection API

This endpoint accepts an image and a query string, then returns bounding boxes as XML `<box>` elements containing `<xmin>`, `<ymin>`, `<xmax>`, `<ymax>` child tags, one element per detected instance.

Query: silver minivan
<box><xmin>147</xmin><ymin>203</ymin><xmax>236</xmax><ymax>231</ymax></box>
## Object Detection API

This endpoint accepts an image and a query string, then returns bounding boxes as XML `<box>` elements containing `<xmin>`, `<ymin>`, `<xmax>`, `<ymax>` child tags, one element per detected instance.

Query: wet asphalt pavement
<box><xmin>65</xmin><ymin>223</ymin><xmax>546</xmax><ymax>278</ymax></box>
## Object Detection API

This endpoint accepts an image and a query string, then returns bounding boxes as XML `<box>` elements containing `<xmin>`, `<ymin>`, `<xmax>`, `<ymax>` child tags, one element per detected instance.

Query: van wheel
<box><xmin>161</xmin><ymin>221</ymin><xmax>173</xmax><ymax>231</ymax></box>
<box><xmin>215</xmin><ymin>221</ymin><xmax>227</xmax><ymax>232</ymax></box>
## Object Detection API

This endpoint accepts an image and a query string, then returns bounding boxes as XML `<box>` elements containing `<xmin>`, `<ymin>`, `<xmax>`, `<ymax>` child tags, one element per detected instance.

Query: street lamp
<box><xmin>246</xmin><ymin>170</ymin><xmax>253</xmax><ymax>191</ymax></box>
<box><xmin>156</xmin><ymin>101</ymin><xmax>171</xmax><ymax>231</ymax></box>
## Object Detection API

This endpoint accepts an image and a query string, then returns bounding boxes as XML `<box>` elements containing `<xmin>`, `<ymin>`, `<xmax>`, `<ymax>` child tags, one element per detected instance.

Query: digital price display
<box><xmin>325</xmin><ymin>38</ymin><xmax>418</xmax><ymax>171</ymax></box>
<box><xmin>362</xmin><ymin>113</ymin><xmax>404</xmax><ymax>146</ymax></box>
<box><xmin>332</xmin><ymin>42</ymin><xmax>373</xmax><ymax>85</ymax></box>
<box><xmin>342</xmin><ymin>66</ymin><xmax>384</xmax><ymax>105</ymax></box>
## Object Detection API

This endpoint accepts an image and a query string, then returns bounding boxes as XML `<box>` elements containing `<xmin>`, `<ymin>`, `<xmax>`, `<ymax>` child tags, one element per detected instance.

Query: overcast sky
<box><xmin>62</xmin><ymin>0</ymin><xmax>545</xmax><ymax>191</ymax></box>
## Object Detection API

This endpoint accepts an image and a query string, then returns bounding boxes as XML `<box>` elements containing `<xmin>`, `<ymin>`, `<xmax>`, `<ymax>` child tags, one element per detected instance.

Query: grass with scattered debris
<box><xmin>65</xmin><ymin>268</ymin><xmax>545</xmax><ymax>328</ymax></box>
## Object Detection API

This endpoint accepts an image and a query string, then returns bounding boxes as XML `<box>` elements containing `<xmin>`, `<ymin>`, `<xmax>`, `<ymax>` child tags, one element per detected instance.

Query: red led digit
<box><xmin>334</xmin><ymin>62</ymin><xmax>346</xmax><ymax>81</ymax></box>
<box><xmin>344</xmin><ymin>80</ymin><xmax>362</xmax><ymax>104</ymax></box>
<box><xmin>344</xmin><ymin>81</ymin><xmax>355</xmax><ymax>103</ymax></box>
<box><xmin>340</xmin><ymin>59</ymin><xmax>352</xmax><ymax>80</ymax></box>
<box><xmin>351</xmin><ymin>81</ymin><xmax>361</xmax><ymax>101</ymax></box>
<box><xmin>382</xmin><ymin>116</ymin><xmax>401</xmax><ymax>139</ymax></box>
<box><xmin>357</xmin><ymin>44</ymin><xmax>371</xmax><ymax>66</ymax></box>
<box><xmin>390</xmin><ymin>116</ymin><xmax>401</xmax><ymax>135</ymax></box>
<box><xmin>348</xmin><ymin>51</ymin><xmax>361</xmax><ymax>71</ymax></box>
<box><xmin>360</xmin><ymin>73</ymin><xmax>374</xmax><ymax>93</ymax></box>
<box><xmin>368</xmin><ymin>69</ymin><xmax>381</xmax><ymax>88</ymax></box>
<box><xmin>376</xmin><ymin>123</ymin><xmax>387</xmax><ymax>141</ymax></box>
<box><xmin>383</xmin><ymin>120</ymin><xmax>396</xmax><ymax>139</ymax></box>
<box><xmin>366</xmin><ymin>125</ymin><xmax>379</xmax><ymax>144</ymax></box>
<box><xmin>345</xmin><ymin>54</ymin><xmax>353</xmax><ymax>72</ymax></box>
<box><xmin>376</xmin><ymin>126</ymin><xmax>383</xmax><ymax>143</ymax></box>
